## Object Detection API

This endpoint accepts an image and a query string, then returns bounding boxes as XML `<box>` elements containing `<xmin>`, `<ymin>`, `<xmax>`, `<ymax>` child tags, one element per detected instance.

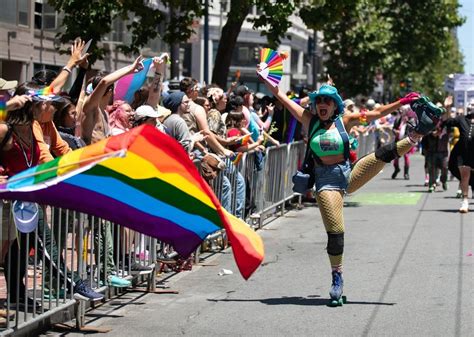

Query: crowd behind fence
<box><xmin>0</xmin><ymin>130</ymin><xmax>377</xmax><ymax>335</ymax></box>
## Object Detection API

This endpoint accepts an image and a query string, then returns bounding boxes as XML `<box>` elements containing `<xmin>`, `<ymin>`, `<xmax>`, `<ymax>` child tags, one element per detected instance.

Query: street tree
<box><xmin>211</xmin><ymin>0</ymin><xmax>297</xmax><ymax>88</ymax></box>
<box><xmin>299</xmin><ymin>0</ymin><xmax>465</xmax><ymax>98</ymax></box>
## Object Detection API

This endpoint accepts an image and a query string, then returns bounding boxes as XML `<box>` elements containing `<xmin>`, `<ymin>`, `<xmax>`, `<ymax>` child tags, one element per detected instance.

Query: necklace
<box><xmin>14</xmin><ymin>127</ymin><xmax>34</xmax><ymax>168</ymax></box>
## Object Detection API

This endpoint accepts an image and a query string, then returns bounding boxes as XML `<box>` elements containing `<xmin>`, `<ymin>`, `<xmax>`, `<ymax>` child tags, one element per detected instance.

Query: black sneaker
<box><xmin>410</xmin><ymin>96</ymin><xmax>444</xmax><ymax>135</ymax></box>
<box><xmin>8</xmin><ymin>297</ymin><xmax>42</xmax><ymax>312</ymax></box>
<box><xmin>129</xmin><ymin>262</ymin><xmax>154</xmax><ymax>275</ymax></box>
<box><xmin>73</xmin><ymin>279</ymin><xmax>104</xmax><ymax>302</ymax></box>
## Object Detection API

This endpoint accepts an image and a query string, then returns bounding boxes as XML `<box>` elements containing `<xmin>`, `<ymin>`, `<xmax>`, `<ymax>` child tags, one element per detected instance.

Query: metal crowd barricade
<box><xmin>357</xmin><ymin>129</ymin><xmax>377</xmax><ymax>158</ymax></box>
<box><xmin>0</xmin><ymin>203</ymin><xmax>157</xmax><ymax>335</ymax></box>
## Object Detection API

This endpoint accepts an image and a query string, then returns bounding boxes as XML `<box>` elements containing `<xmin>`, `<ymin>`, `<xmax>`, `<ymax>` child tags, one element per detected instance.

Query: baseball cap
<box><xmin>0</xmin><ymin>78</ymin><xmax>18</xmax><ymax>91</ymax></box>
<box><xmin>366</xmin><ymin>98</ymin><xmax>376</xmax><ymax>109</ymax></box>
<box><xmin>12</xmin><ymin>201</ymin><xmax>39</xmax><ymax>233</ymax></box>
<box><xmin>235</xmin><ymin>85</ymin><xmax>251</xmax><ymax>97</ymax></box>
<box><xmin>135</xmin><ymin>105</ymin><xmax>160</xmax><ymax>119</ymax></box>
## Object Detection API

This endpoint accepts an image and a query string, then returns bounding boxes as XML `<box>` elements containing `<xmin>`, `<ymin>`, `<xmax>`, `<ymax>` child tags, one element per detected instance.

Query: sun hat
<box><xmin>156</xmin><ymin>105</ymin><xmax>171</xmax><ymax>118</ymax></box>
<box><xmin>12</xmin><ymin>201</ymin><xmax>39</xmax><ymax>233</ymax></box>
<box><xmin>344</xmin><ymin>99</ymin><xmax>355</xmax><ymax>108</ymax></box>
<box><xmin>0</xmin><ymin>78</ymin><xmax>18</xmax><ymax>91</ymax></box>
<box><xmin>308</xmin><ymin>84</ymin><xmax>345</xmax><ymax>114</ymax></box>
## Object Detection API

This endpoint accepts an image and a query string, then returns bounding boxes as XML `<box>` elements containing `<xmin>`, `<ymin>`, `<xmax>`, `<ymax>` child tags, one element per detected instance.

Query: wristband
<box><xmin>62</xmin><ymin>66</ymin><xmax>72</xmax><ymax>74</ymax></box>
<box><xmin>155</xmin><ymin>72</ymin><xmax>162</xmax><ymax>76</ymax></box>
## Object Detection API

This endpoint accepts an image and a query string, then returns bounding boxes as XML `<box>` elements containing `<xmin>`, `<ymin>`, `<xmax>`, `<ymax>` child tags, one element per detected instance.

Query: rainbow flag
<box><xmin>115</xmin><ymin>58</ymin><xmax>153</xmax><ymax>103</ymax></box>
<box><xmin>236</xmin><ymin>134</ymin><xmax>251</xmax><ymax>146</ymax></box>
<box><xmin>230</xmin><ymin>152</ymin><xmax>243</xmax><ymax>166</ymax></box>
<box><xmin>29</xmin><ymin>86</ymin><xmax>54</xmax><ymax>96</ymax></box>
<box><xmin>0</xmin><ymin>97</ymin><xmax>6</xmax><ymax>121</ymax></box>
<box><xmin>0</xmin><ymin>126</ymin><xmax>263</xmax><ymax>279</ymax></box>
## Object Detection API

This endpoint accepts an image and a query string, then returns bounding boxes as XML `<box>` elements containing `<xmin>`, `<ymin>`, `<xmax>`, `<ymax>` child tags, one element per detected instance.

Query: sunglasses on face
<box><xmin>315</xmin><ymin>96</ymin><xmax>334</xmax><ymax>105</ymax></box>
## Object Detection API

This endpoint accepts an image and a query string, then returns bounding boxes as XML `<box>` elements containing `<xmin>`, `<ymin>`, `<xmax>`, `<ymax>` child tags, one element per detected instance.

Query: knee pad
<box><xmin>375</xmin><ymin>142</ymin><xmax>398</xmax><ymax>163</ymax></box>
<box><xmin>327</xmin><ymin>232</ymin><xmax>344</xmax><ymax>256</ymax></box>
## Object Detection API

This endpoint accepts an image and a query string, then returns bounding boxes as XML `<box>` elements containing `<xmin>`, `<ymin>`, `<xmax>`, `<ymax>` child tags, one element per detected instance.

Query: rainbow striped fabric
<box><xmin>236</xmin><ymin>134</ymin><xmax>251</xmax><ymax>146</ymax></box>
<box><xmin>0</xmin><ymin>126</ymin><xmax>264</xmax><ymax>279</ymax></box>
<box><xmin>29</xmin><ymin>86</ymin><xmax>54</xmax><ymax>96</ymax></box>
<box><xmin>0</xmin><ymin>97</ymin><xmax>6</xmax><ymax>121</ymax></box>
<box><xmin>230</xmin><ymin>152</ymin><xmax>243</xmax><ymax>166</ymax></box>
<box><xmin>115</xmin><ymin>58</ymin><xmax>153</xmax><ymax>103</ymax></box>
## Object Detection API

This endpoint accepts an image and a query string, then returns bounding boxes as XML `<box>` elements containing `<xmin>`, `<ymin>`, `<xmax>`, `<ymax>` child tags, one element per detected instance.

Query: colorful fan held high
<box><xmin>257</xmin><ymin>48</ymin><xmax>283</xmax><ymax>87</ymax></box>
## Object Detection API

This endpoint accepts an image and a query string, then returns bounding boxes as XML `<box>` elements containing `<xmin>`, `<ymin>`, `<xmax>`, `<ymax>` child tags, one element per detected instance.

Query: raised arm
<box><xmin>83</xmin><ymin>56</ymin><xmax>144</xmax><ymax>115</ymax></box>
<box><xmin>147</xmin><ymin>53</ymin><xmax>168</xmax><ymax>108</ymax></box>
<box><xmin>258</xmin><ymin>71</ymin><xmax>312</xmax><ymax>129</ymax></box>
<box><xmin>344</xmin><ymin>92</ymin><xmax>420</xmax><ymax>130</ymax></box>
<box><xmin>51</xmin><ymin>39</ymin><xmax>89</xmax><ymax>93</ymax></box>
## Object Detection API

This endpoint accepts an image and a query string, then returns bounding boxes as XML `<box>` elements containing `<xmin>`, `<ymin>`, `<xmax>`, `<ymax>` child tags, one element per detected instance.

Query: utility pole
<box><xmin>204</xmin><ymin>0</ymin><xmax>209</xmax><ymax>84</ymax></box>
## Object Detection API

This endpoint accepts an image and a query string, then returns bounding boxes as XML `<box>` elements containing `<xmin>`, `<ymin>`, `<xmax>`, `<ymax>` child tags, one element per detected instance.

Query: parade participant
<box><xmin>443</xmin><ymin>97</ymin><xmax>474</xmax><ymax>213</ymax></box>
<box><xmin>421</xmin><ymin>121</ymin><xmax>449</xmax><ymax>192</ymax></box>
<box><xmin>259</xmin><ymin>70</ymin><xmax>442</xmax><ymax>305</ymax></box>
<box><xmin>391</xmin><ymin>105</ymin><xmax>416</xmax><ymax>180</ymax></box>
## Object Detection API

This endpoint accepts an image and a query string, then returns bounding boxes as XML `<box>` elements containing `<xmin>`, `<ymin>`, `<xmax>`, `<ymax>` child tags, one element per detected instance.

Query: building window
<box><xmin>34</xmin><ymin>0</ymin><xmax>57</xmax><ymax>30</ymax></box>
<box><xmin>18</xmin><ymin>0</ymin><xmax>29</xmax><ymax>26</ymax></box>
<box><xmin>0</xmin><ymin>0</ymin><xmax>29</xmax><ymax>26</ymax></box>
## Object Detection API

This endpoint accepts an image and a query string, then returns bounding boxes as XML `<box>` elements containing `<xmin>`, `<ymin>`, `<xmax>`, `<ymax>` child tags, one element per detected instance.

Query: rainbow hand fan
<box><xmin>257</xmin><ymin>48</ymin><xmax>283</xmax><ymax>87</ymax></box>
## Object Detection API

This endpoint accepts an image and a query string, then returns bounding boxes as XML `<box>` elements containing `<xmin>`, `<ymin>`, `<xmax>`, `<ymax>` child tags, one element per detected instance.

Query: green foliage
<box><xmin>48</xmin><ymin>0</ymin><xmax>202</xmax><ymax>65</ymax></box>
<box><xmin>250</xmin><ymin>0</ymin><xmax>296</xmax><ymax>49</ymax></box>
<box><xmin>298</xmin><ymin>0</ymin><xmax>465</xmax><ymax>98</ymax></box>
<box><xmin>162</xmin><ymin>0</ymin><xmax>204</xmax><ymax>45</ymax></box>
<box><xmin>48</xmin><ymin>0</ymin><xmax>118</xmax><ymax>63</ymax></box>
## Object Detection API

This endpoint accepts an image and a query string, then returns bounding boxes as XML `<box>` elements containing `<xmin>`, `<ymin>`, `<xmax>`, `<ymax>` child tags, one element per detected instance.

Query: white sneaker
<box><xmin>459</xmin><ymin>199</ymin><xmax>469</xmax><ymax>213</ymax></box>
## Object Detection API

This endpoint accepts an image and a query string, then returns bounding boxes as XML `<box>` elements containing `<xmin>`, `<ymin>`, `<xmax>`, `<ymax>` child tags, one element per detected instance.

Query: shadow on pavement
<box><xmin>208</xmin><ymin>296</ymin><xmax>395</xmax><ymax>307</ymax></box>
<box><xmin>421</xmin><ymin>209</ymin><xmax>462</xmax><ymax>213</ymax></box>
<box><xmin>344</xmin><ymin>202</ymin><xmax>361</xmax><ymax>207</ymax></box>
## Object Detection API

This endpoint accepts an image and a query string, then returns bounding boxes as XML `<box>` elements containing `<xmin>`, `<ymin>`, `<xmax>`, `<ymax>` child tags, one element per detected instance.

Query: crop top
<box><xmin>310</xmin><ymin>125</ymin><xmax>344</xmax><ymax>157</ymax></box>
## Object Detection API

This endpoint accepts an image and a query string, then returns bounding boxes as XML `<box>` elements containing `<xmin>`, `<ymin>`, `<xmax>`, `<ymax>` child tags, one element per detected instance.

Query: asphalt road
<box><xmin>60</xmin><ymin>154</ymin><xmax>473</xmax><ymax>337</ymax></box>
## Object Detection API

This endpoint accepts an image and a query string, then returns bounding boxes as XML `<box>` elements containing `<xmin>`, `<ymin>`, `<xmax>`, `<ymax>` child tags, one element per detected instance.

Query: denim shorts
<box><xmin>313</xmin><ymin>160</ymin><xmax>351</xmax><ymax>193</ymax></box>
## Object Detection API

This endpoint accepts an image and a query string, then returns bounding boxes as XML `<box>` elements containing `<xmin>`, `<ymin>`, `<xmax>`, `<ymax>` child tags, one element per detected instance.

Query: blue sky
<box><xmin>458</xmin><ymin>0</ymin><xmax>474</xmax><ymax>74</ymax></box>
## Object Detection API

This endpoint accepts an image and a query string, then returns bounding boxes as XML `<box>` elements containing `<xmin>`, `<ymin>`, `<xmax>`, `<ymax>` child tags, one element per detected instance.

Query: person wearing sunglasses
<box><xmin>258</xmin><ymin>67</ymin><xmax>442</xmax><ymax>306</ymax></box>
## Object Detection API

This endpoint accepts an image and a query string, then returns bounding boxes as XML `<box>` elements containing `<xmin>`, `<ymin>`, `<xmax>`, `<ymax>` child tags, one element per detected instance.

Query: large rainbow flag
<box><xmin>0</xmin><ymin>126</ymin><xmax>264</xmax><ymax>279</ymax></box>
